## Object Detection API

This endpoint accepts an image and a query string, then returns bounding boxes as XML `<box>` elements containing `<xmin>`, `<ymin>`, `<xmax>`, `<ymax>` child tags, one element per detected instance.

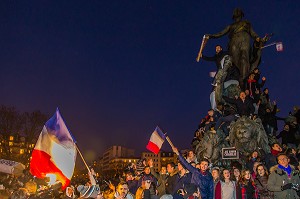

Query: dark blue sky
<box><xmin>0</xmin><ymin>1</ymin><xmax>299</xmax><ymax>161</ymax></box>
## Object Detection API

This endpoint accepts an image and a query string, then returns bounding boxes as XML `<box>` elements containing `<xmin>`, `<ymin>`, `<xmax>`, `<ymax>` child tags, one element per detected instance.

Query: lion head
<box><xmin>229</xmin><ymin>116</ymin><xmax>269</xmax><ymax>157</ymax></box>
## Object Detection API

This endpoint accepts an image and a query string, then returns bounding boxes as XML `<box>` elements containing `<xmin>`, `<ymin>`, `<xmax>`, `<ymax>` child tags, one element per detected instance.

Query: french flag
<box><xmin>146</xmin><ymin>126</ymin><xmax>166</xmax><ymax>154</ymax></box>
<box><xmin>30</xmin><ymin>108</ymin><xmax>77</xmax><ymax>189</ymax></box>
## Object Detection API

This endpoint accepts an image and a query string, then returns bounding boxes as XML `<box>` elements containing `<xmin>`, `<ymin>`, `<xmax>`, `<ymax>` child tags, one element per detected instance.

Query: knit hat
<box><xmin>77</xmin><ymin>185</ymin><xmax>100</xmax><ymax>198</ymax></box>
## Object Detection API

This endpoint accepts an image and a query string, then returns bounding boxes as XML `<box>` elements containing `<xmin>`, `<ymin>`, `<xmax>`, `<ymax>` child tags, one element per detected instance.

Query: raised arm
<box><xmin>172</xmin><ymin>147</ymin><xmax>198</xmax><ymax>174</ymax></box>
<box><xmin>206</xmin><ymin>25</ymin><xmax>230</xmax><ymax>39</ymax></box>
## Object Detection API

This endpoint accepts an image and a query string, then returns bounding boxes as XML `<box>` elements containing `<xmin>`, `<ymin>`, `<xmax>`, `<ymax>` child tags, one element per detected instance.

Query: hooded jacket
<box><xmin>178</xmin><ymin>154</ymin><xmax>213</xmax><ymax>199</ymax></box>
<box><xmin>267</xmin><ymin>165</ymin><xmax>300</xmax><ymax>199</ymax></box>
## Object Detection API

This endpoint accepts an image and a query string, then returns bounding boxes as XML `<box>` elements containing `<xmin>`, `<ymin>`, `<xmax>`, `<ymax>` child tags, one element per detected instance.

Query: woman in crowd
<box><xmin>254</xmin><ymin>164</ymin><xmax>273</xmax><ymax>199</ymax></box>
<box><xmin>215</xmin><ymin>168</ymin><xmax>236</xmax><ymax>199</ymax></box>
<box><xmin>236</xmin><ymin>169</ymin><xmax>258</xmax><ymax>199</ymax></box>
<box><xmin>246</xmin><ymin>151</ymin><xmax>260</xmax><ymax>172</ymax></box>
<box><xmin>231</xmin><ymin>167</ymin><xmax>241</xmax><ymax>182</ymax></box>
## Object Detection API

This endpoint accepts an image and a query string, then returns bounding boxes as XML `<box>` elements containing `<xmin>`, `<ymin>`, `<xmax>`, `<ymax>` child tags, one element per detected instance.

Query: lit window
<box><xmin>20</xmin><ymin>149</ymin><xmax>24</xmax><ymax>154</ymax></box>
<box><xmin>9</xmin><ymin>142</ymin><xmax>13</xmax><ymax>146</ymax></box>
<box><xmin>9</xmin><ymin>136</ymin><xmax>14</xmax><ymax>141</ymax></box>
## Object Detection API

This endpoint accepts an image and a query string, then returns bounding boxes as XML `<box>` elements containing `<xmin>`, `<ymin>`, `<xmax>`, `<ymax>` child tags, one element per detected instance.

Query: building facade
<box><xmin>102</xmin><ymin>145</ymin><xmax>136</xmax><ymax>171</ymax></box>
<box><xmin>0</xmin><ymin>134</ymin><xmax>36</xmax><ymax>166</ymax></box>
<box><xmin>141</xmin><ymin>151</ymin><xmax>177</xmax><ymax>172</ymax></box>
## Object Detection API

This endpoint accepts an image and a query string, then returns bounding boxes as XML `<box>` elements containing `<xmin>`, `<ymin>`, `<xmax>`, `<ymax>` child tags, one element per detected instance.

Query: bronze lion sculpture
<box><xmin>229</xmin><ymin>116</ymin><xmax>270</xmax><ymax>157</ymax></box>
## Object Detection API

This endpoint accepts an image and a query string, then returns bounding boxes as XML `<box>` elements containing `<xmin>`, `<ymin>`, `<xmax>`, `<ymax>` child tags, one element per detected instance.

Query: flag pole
<box><xmin>261</xmin><ymin>42</ymin><xmax>277</xmax><ymax>49</ymax></box>
<box><xmin>75</xmin><ymin>144</ymin><xmax>91</xmax><ymax>173</ymax></box>
<box><xmin>196</xmin><ymin>35</ymin><xmax>208</xmax><ymax>62</ymax></box>
<box><xmin>165</xmin><ymin>135</ymin><xmax>175</xmax><ymax>149</ymax></box>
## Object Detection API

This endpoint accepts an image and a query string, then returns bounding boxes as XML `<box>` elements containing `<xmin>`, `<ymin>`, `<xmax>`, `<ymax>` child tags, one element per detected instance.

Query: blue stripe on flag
<box><xmin>155</xmin><ymin>126</ymin><xmax>166</xmax><ymax>140</ymax></box>
<box><xmin>45</xmin><ymin>108</ymin><xmax>77</xmax><ymax>143</ymax></box>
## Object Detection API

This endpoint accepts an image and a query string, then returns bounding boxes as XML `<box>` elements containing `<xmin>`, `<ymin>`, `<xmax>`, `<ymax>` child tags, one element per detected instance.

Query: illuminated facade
<box><xmin>109</xmin><ymin>157</ymin><xmax>139</xmax><ymax>171</ymax></box>
<box><xmin>102</xmin><ymin>145</ymin><xmax>136</xmax><ymax>171</ymax></box>
<box><xmin>141</xmin><ymin>151</ymin><xmax>177</xmax><ymax>172</ymax></box>
<box><xmin>0</xmin><ymin>134</ymin><xmax>36</xmax><ymax>166</ymax></box>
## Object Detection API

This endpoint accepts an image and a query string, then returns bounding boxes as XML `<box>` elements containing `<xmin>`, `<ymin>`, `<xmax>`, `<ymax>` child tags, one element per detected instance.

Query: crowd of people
<box><xmin>1</xmin><ymin>127</ymin><xmax>300</xmax><ymax>199</ymax></box>
<box><xmin>1</xmin><ymin>48</ymin><xmax>300</xmax><ymax>199</ymax></box>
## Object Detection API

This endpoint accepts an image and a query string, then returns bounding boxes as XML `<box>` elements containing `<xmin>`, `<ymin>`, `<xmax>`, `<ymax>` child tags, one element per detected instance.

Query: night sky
<box><xmin>1</xmin><ymin>1</ymin><xmax>299</xmax><ymax>161</ymax></box>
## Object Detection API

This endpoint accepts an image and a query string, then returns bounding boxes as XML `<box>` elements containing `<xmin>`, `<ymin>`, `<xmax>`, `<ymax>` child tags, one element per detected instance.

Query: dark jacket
<box><xmin>223</xmin><ymin>96</ymin><xmax>255</xmax><ymax>116</ymax></box>
<box><xmin>265</xmin><ymin>152</ymin><xmax>278</xmax><ymax>171</ymax></box>
<box><xmin>143</xmin><ymin>189</ymin><xmax>151</xmax><ymax>199</ymax></box>
<box><xmin>202</xmin><ymin>51</ymin><xmax>228</xmax><ymax>69</ymax></box>
<box><xmin>178</xmin><ymin>154</ymin><xmax>214</xmax><ymax>199</ymax></box>
<box><xmin>150</xmin><ymin>167</ymin><xmax>168</xmax><ymax>197</ymax></box>
<box><xmin>236</xmin><ymin>180</ymin><xmax>258</xmax><ymax>199</ymax></box>
<box><xmin>244</xmin><ymin>79</ymin><xmax>265</xmax><ymax>97</ymax></box>
<box><xmin>166</xmin><ymin>170</ymin><xmax>179</xmax><ymax>195</ymax></box>
<box><xmin>127</xmin><ymin>180</ymin><xmax>138</xmax><ymax>196</ymax></box>
<box><xmin>138</xmin><ymin>173</ymin><xmax>158</xmax><ymax>196</ymax></box>
<box><xmin>173</xmin><ymin>172</ymin><xmax>192</xmax><ymax>196</ymax></box>
<box><xmin>276</xmin><ymin>130</ymin><xmax>297</xmax><ymax>146</ymax></box>
<box><xmin>261</xmin><ymin>105</ymin><xmax>278</xmax><ymax>127</ymax></box>
<box><xmin>254</xmin><ymin>175</ymin><xmax>273</xmax><ymax>199</ymax></box>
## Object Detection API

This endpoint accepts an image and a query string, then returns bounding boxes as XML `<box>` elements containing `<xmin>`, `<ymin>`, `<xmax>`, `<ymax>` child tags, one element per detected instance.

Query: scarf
<box><xmin>271</xmin><ymin>149</ymin><xmax>280</xmax><ymax>156</ymax></box>
<box><xmin>247</xmin><ymin>79</ymin><xmax>256</xmax><ymax>97</ymax></box>
<box><xmin>278</xmin><ymin>164</ymin><xmax>292</xmax><ymax>177</ymax></box>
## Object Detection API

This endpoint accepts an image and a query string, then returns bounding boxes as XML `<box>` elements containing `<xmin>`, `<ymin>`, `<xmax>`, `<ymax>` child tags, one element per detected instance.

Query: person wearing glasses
<box><xmin>267</xmin><ymin>153</ymin><xmax>300</xmax><ymax>198</ymax></box>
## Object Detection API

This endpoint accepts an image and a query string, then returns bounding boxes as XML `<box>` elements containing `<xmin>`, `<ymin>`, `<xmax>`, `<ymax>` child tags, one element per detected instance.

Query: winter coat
<box><xmin>223</xmin><ymin>96</ymin><xmax>255</xmax><ymax>116</ymax></box>
<box><xmin>138</xmin><ymin>173</ymin><xmax>158</xmax><ymax>196</ymax></box>
<box><xmin>276</xmin><ymin>130</ymin><xmax>297</xmax><ymax>146</ymax></box>
<box><xmin>254</xmin><ymin>175</ymin><xmax>273</xmax><ymax>199</ymax></box>
<box><xmin>165</xmin><ymin>170</ymin><xmax>179</xmax><ymax>195</ymax></box>
<box><xmin>265</xmin><ymin>152</ymin><xmax>278</xmax><ymax>171</ymax></box>
<box><xmin>178</xmin><ymin>154</ymin><xmax>214</xmax><ymax>199</ymax></box>
<box><xmin>236</xmin><ymin>180</ymin><xmax>258</xmax><ymax>199</ymax></box>
<box><xmin>173</xmin><ymin>172</ymin><xmax>192</xmax><ymax>196</ymax></box>
<box><xmin>150</xmin><ymin>167</ymin><xmax>168</xmax><ymax>197</ymax></box>
<box><xmin>202</xmin><ymin>51</ymin><xmax>228</xmax><ymax>69</ymax></box>
<box><xmin>267</xmin><ymin>165</ymin><xmax>300</xmax><ymax>199</ymax></box>
<box><xmin>261</xmin><ymin>105</ymin><xmax>278</xmax><ymax>127</ymax></box>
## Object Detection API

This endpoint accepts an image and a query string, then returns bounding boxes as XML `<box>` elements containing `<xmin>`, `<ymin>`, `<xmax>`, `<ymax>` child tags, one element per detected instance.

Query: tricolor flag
<box><xmin>30</xmin><ymin>108</ymin><xmax>77</xmax><ymax>189</ymax></box>
<box><xmin>276</xmin><ymin>42</ymin><xmax>283</xmax><ymax>52</ymax></box>
<box><xmin>146</xmin><ymin>126</ymin><xmax>166</xmax><ymax>154</ymax></box>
